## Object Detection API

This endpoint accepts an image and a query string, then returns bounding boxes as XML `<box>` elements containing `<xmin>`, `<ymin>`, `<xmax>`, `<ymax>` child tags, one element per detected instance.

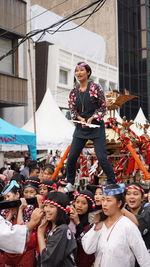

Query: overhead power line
<box><xmin>0</xmin><ymin>0</ymin><xmax>106</xmax><ymax>62</ymax></box>
<box><xmin>36</xmin><ymin>0</ymin><xmax>106</xmax><ymax>41</ymax></box>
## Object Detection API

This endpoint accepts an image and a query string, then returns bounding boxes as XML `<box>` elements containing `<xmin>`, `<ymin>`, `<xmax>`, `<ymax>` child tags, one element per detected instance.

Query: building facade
<box><xmin>32</xmin><ymin>0</ymin><xmax>150</xmax><ymax>120</ymax></box>
<box><xmin>118</xmin><ymin>0</ymin><xmax>150</xmax><ymax>120</ymax></box>
<box><xmin>35</xmin><ymin>42</ymin><xmax>118</xmax><ymax>114</ymax></box>
<box><xmin>1</xmin><ymin>0</ymin><xmax>149</xmax><ymax>126</ymax></box>
<box><xmin>0</xmin><ymin>0</ymin><xmax>29</xmax><ymax>126</ymax></box>
<box><xmin>31</xmin><ymin>1</ymin><xmax>118</xmax><ymax>116</ymax></box>
<box><xmin>0</xmin><ymin>0</ymin><xmax>118</xmax><ymax>127</ymax></box>
<box><xmin>31</xmin><ymin>0</ymin><xmax>118</xmax><ymax>66</ymax></box>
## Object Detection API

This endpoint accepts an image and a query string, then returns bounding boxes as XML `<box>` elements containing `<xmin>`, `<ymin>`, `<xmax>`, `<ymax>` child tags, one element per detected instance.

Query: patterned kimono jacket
<box><xmin>68</xmin><ymin>81</ymin><xmax>107</xmax><ymax>139</ymax></box>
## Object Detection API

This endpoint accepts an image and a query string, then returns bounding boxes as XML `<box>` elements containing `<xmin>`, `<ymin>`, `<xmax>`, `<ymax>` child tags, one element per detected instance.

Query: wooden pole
<box><xmin>126</xmin><ymin>143</ymin><xmax>150</xmax><ymax>179</ymax></box>
<box><xmin>51</xmin><ymin>145</ymin><xmax>71</xmax><ymax>180</ymax></box>
<box><xmin>28</xmin><ymin>39</ymin><xmax>36</xmax><ymax>134</ymax></box>
<box><xmin>108</xmin><ymin>120</ymin><xmax>150</xmax><ymax>180</ymax></box>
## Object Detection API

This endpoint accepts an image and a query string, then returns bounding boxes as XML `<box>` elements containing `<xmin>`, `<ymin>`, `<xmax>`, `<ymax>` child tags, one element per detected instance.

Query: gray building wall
<box><xmin>31</xmin><ymin>0</ymin><xmax>118</xmax><ymax>67</ymax></box>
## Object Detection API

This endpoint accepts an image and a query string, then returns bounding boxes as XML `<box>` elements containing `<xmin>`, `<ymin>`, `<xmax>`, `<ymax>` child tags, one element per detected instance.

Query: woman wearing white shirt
<box><xmin>82</xmin><ymin>184</ymin><xmax>150</xmax><ymax>267</ymax></box>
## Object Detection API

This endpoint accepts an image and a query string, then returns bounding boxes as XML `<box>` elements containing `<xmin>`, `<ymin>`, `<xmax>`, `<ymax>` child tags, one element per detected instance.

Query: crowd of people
<box><xmin>0</xmin><ymin>158</ymin><xmax>150</xmax><ymax>266</ymax></box>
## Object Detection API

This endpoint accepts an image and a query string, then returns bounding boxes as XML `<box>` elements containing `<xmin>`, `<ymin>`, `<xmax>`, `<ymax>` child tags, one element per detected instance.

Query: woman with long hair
<box><xmin>37</xmin><ymin>191</ymin><xmax>77</xmax><ymax>267</ymax></box>
<box><xmin>70</xmin><ymin>189</ymin><xmax>95</xmax><ymax>267</ymax></box>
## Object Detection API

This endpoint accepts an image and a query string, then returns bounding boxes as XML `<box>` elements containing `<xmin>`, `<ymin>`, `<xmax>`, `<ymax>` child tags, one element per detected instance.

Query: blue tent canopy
<box><xmin>0</xmin><ymin>118</ymin><xmax>37</xmax><ymax>160</ymax></box>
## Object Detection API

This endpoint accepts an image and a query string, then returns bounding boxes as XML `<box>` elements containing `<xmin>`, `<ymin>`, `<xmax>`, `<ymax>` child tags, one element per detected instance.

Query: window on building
<box><xmin>0</xmin><ymin>38</ymin><xmax>15</xmax><ymax>75</ymax></box>
<box><xmin>99</xmin><ymin>79</ymin><xmax>106</xmax><ymax>90</ymax></box>
<box><xmin>109</xmin><ymin>82</ymin><xmax>116</xmax><ymax>91</ymax></box>
<box><xmin>59</xmin><ymin>69</ymin><xmax>68</xmax><ymax>84</ymax></box>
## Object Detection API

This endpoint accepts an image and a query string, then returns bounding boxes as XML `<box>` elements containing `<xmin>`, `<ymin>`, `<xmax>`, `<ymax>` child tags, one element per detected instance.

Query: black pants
<box><xmin>66</xmin><ymin>135</ymin><xmax>116</xmax><ymax>185</ymax></box>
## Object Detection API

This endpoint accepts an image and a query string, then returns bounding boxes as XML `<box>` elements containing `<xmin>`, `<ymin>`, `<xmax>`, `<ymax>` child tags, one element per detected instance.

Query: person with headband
<box><xmin>65</xmin><ymin>62</ymin><xmax>115</xmax><ymax>193</ymax></box>
<box><xmin>70</xmin><ymin>190</ymin><xmax>95</xmax><ymax>267</ymax></box>
<box><xmin>0</xmin><ymin>180</ymin><xmax>22</xmax><ymax>226</ymax></box>
<box><xmin>37</xmin><ymin>191</ymin><xmax>77</xmax><ymax>267</ymax></box>
<box><xmin>23</xmin><ymin>176</ymin><xmax>40</xmax><ymax>199</ymax></box>
<box><xmin>125</xmin><ymin>183</ymin><xmax>150</xmax><ymax>257</ymax></box>
<box><xmin>0</xmin><ymin>180</ymin><xmax>41</xmax><ymax>266</ymax></box>
<box><xmin>82</xmin><ymin>184</ymin><xmax>150</xmax><ymax>267</ymax></box>
<box><xmin>39</xmin><ymin>180</ymin><xmax>57</xmax><ymax>196</ymax></box>
<box><xmin>125</xmin><ymin>183</ymin><xmax>145</xmax><ymax>215</ymax></box>
<box><xmin>20</xmin><ymin>176</ymin><xmax>42</xmax><ymax>223</ymax></box>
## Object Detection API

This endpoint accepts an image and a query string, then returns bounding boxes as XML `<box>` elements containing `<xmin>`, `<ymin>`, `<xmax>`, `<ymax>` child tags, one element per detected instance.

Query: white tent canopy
<box><xmin>22</xmin><ymin>89</ymin><xmax>75</xmax><ymax>151</ymax></box>
<box><xmin>134</xmin><ymin>107</ymin><xmax>148</xmax><ymax>125</ymax></box>
<box><xmin>130</xmin><ymin>107</ymin><xmax>150</xmax><ymax>137</ymax></box>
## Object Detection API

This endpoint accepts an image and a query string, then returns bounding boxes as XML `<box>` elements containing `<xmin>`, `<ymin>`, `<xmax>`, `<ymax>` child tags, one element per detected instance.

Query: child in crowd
<box><xmin>41</xmin><ymin>165</ymin><xmax>55</xmax><ymax>181</ymax></box>
<box><xmin>23</xmin><ymin>177</ymin><xmax>40</xmax><ymax>199</ymax></box>
<box><xmin>37</xmin><ymin>191</ymin><xmax>77</xmax><ymax>267</ymax></box>
<box><xmin>87</xmin><ymin>184</ymin><xmax>103</xmax><ymax>207</ymax></box>
<box><xmin>94</xmin><ymin>185</ymin><xmax>103</xmax><ymax>206</ymax></box>
<box><xmin>15</xmin><ymin>177</ymin><xmax>43</xmax><ymax>266</ymax></box>
<box><xmin>0</xmin><ymin>180</ymin><xmax>38</xmax><ymax>267</ymax></box>
<box><xmin>87</xmin><ymin>185</ymin><xmax>105</xmax><ymax>225</ymax></box>
<box><xmin>22</xmin><ymin>176</ymin><xmax>42</xmax><ymax>222</ymax></box>
<box><xmin>0</xmin><ymin>180</ymin><xmax>22</xmax><ymax>221</ymax></box>
<box><xmin>70</xmin><ymin>190</ymin><xmax>95</xmax><ymax>267</ymax></box>
<box><xmin>39</xmin><ymin>180</ymin><xmax>57</xmax><ymax>196</ymax></box>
